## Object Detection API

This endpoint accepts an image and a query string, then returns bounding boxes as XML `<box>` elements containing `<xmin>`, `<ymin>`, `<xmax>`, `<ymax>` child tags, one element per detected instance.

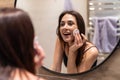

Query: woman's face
<box><xmin>60</xmin><ymin>14</ymin><xmax>78</xmax><ymax>43</ymax></box>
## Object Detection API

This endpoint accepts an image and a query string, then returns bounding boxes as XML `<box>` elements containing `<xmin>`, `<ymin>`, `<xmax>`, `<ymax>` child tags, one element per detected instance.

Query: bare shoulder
<box><xmin>84</xmin><ymin>42</ymin><xmax>99</xmax><ymax>58</ymax></box>
<box><xmin>11</xmin><ymin>69</ymin><xmax>46</xmax><ymax>80</ymax></box>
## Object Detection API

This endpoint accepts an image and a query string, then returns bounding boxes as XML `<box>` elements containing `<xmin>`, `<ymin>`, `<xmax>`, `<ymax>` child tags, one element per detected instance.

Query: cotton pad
<box><xmin>73</xmin><ymin>29</ymin><xmax>79</xmax><ymax>36</ymax></box>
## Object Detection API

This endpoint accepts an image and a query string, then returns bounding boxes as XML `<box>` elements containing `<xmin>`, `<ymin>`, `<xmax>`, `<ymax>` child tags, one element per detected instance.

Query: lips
<box><xmin>63</xmin><ymin>32</ymin><xmax>71</xmax><ymax>35</ymax></box>
<box><xmin>61</xmin><ymin>30</ymin><xmax>73</xmax><ymax>41</ymax></box>
<box><xmin>61</xmin><ymin>31</ymin><xmax>73</xmax><ymax>42</ymax></box>
<box><xmin>62</xmin><ymin>32</ymin><xmax>72</xmax><ymax>36</ymax></box>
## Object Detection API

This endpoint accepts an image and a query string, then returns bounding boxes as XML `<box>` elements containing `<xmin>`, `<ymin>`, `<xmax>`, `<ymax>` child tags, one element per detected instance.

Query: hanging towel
<box><xmin>92</xmin><ymin>17</ymin><xmax>118</xmax><ymax>53</ymax></box>
<box><xmin>64</xmin><ymin>0</ymin><xmax>73</xmax><ymax>10</ymax></box>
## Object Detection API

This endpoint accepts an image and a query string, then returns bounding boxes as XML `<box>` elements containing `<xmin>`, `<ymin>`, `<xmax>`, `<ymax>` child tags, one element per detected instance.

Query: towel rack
<box><xmin>88</xmin><ymin>0</ymin><xmax>120</xmax><ymax>41</ymax></box>
<box><xmin>88</xmin><ymin>17</ymin><xmax>120</xmax><ymax>42</ymax></box>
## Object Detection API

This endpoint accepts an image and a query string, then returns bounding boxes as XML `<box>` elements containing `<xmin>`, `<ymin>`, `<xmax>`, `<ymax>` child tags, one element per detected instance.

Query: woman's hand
<box><xmin>67</xmin><ymin>33</ymin><xmax>88</xmax><ymax>73</ymax></box>
<box><xmin>69</xmin><ymin>33</ymin><xmax>87</xmax><ymax>54</ymax></box>
<box><xmin>34</xmin><ymin>36</ymin><xmax>45</xmax><ymax>68</ymax></box>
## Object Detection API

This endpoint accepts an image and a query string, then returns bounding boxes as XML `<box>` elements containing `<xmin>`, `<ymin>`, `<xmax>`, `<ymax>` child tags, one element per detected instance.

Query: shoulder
<box><xmin>84</xmin><ymin>42</ymin><xmax>99</xmax><ymax>58</ymax></box>
<box><xmin>11</xmin><ymin>69</ymin><xmax>45</xmax><ymax>80</ymax></box>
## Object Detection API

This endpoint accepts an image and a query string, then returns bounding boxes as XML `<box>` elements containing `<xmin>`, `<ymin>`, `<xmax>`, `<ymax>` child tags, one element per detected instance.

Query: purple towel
<box><xmin>92</xmin><ymin>17</ymin><xmax>118</xmax><ymax>53</ymax></box>
<box><xmin>64</xmin><ymin>0</ymin><xmax>73</xmax><ymax>10</ymax></box>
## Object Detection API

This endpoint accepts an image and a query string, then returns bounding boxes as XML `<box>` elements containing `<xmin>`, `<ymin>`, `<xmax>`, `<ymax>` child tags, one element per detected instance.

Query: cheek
<box><xmin>59</xmin><ymin>28</ymin><xmax>63</xmax><ymax>35</ymax></box>
<box><xmin>73</xmin><ymin>25</ymin><xmax>78</xmax><ymax>29</ymax></box>
<box><xmin>70</xmin><ymin>25</ymin><xmax>77</xmax><ymax>30</ymax></box>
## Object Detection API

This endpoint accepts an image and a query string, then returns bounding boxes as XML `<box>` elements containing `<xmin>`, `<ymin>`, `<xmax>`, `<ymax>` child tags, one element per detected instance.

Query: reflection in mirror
<box><xmin>88</xmin><ymin>0</ymin><xmax>120</xmax><ymax>65</ymax></box>
<box><xmin>16</xmin><ymin>0</ymin><xmax>89</xmax><ymax>74</ymax></box>
<box><xmin>51</xmin><ymin>10</ymin><xmax>99</xmax><ymax>74</ymax></box>
<box><xmin>16</xmin><ymin>0</ymin><xmax>120</xmax><ymax>74</ymax></box>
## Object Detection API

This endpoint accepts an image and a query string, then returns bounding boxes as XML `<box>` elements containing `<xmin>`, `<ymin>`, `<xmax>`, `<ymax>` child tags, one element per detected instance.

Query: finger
<box><xmin>74</xmin><ymin>33</ymin><xmax>77</xmax><ymax>45</ymax></box>
<box><xmin>76</xmin><ymin>33</ymin><xmax>82</xmax><ymax>44</ymax></box>
<box><xmin>34</xmin><ymin>36</ymin><xmax>39</xmax><ymax>49</ymax></box>
<box><xmin>74</xmin><ymin>33</ymin><xmax>82</xmax><ymax>46</ymax></box>
<box><xmin>36</xmin><ymin>45</ymin><xmax>45</xmax><ymax>57</ymax></box>
<box><xmin>34</xmin><ymin>45</ymin><xmax>45</xmax><ymax>67</ymax></box>
<box><xmin>78</xmin><ymin>33</ymin><xmax>82</xmax><ymax>41</ymax></box>
<box><xmin>81</xmin><ymin>33</ymin><xmax>88</xmax><ymax>43</ymax></box>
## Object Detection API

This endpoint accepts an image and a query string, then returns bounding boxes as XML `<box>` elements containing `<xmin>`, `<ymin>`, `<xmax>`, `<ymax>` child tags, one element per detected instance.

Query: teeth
<box><xmin>63</xmin><ymin>31</ymin><xmax>71</xmax><ymax>35</ymax></box>
<box><xmin>64</xmin><ymin>33</ymin><xmax>70</xmax><ymax>35</ymax></box>
<box><xmin>63</xmin><ymin>32</ymin><xmax>70</xmax><ymax>35</ymax></box>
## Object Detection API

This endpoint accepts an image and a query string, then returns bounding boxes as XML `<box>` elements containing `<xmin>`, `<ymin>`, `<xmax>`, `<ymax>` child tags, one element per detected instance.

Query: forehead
<box><xmin>61</xmin><ymin>14</ymin><xmax>76</xmax><ymax>21</ymax></box>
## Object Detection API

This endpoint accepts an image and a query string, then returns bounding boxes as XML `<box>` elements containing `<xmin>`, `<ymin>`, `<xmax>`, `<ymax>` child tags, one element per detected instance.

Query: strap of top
<box><xmin>83</xmin><ymin>46</ymin><xmax>98</xmax><ymax>68</ymax></box>
<box><xmin>83</xmin><ymin>46</ymin><xmax>96</xmax><ymax>53</ymax></box>
<box><xmin>63</xmin><ymin>46</ymin><xmax>98</xmax><ymax>67</ymax></box>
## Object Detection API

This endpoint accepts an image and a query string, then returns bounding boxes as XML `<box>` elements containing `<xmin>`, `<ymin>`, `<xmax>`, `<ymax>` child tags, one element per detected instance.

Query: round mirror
<box><xmin>16</xmin><ymin>0</ymin><xmax>119</xmax><ymax>74</ymax></box>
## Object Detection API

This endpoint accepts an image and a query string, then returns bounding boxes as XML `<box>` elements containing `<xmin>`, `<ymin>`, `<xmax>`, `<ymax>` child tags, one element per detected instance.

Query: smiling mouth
<box><xmin>63</xmin><ymin>32</ymin><xmax>71</xmax><ymax>36</ymax></box>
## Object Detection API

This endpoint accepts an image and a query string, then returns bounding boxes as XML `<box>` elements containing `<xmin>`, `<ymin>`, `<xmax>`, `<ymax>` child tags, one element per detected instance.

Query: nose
<box><xmin>63</xmin><ymin>23</ymin><xmax>69</xmax><ymax>29</ymax></box>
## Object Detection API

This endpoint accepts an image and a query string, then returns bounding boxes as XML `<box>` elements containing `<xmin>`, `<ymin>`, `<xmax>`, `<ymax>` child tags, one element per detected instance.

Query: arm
<box><xmin>51</xmin><ymin>37</ymin><xmax>63</xmax><ymax>72</ymax></box>
<box><xmin>67</xmin><ymin>51</ymin><xmax>78</xmax><ymax>73</ymax></box>
<box><xmin>78</xmin><ymin>47</ymin><xmax>98</xmax><ymax>73</ymax></box>
<box><xmin>67</xmin><ymin>33</ymin><xmax>86</xmax><ymax>73</ymax></box>
<box><xmin>67</xmin><ymin>33</ymin><xmax>98</xmax><ymax>73</ymax></box>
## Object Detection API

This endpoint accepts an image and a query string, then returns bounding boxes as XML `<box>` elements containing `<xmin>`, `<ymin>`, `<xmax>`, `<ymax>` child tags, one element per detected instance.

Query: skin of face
<box><xmin>60</xmin><ymin>14</ymin><xmax>78</xmax><ymax>44</ymax></box>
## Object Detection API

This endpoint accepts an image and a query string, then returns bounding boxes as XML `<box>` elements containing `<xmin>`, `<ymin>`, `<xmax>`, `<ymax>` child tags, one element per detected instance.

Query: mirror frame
<box><xmin>14</xmin><ymin>0</ymin><xmax>17</xmax><ymax>7</ymax></box>
<box><xmin>15</xmin><ymin>0</ymin><xmax>120</xmax><ymax>79</ymax></box>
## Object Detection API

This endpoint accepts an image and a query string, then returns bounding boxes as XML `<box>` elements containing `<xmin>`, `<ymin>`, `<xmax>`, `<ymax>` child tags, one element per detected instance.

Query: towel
<box><xmin>64</xmin><ymin>0</ymin><xmax>73</xmax><ymax>10</ymax></box>
<box><xmin>92</xmin><ymin>17</ymin><xmax>118</xmax><ymax>53</ymax></box>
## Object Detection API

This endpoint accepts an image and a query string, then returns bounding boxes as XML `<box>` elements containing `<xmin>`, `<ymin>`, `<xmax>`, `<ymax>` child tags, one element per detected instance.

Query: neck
<box><xmin>68</xmin><ymin>40</ymin><xmax>74</xmax><ymax>47</ymax></box>
<box><xmin>11</xmin><ymin>68</ymin><xmax>38</xmax><ymax>80</ymax></box>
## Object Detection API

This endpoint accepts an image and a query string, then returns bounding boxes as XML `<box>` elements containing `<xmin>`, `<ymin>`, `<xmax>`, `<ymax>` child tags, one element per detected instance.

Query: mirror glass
<box><xmin>16</xmin><ymin>0</ymin><xmax>119</xmax><ymax>74</ymax></box>
<box><xmin>88</xmin><ymin>0</ymin><xmax>120</xmax><ymax>65</ymax></box>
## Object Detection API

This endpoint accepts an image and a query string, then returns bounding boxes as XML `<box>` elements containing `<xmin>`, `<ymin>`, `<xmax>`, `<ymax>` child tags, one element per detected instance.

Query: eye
<box><xmin>60</xmin><ymin>21</ymin><xmax>65</xmax><ymax>27</ymax></box>
<box><xmin>68</xmin><ymin>21</ymin><xmax>74</xmax><ymax>26</ymax></box>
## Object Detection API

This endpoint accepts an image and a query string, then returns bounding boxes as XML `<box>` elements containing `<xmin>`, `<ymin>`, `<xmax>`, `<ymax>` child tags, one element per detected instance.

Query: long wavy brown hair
<box><xmin>0</xmin><ymin>8</ymin><xmax>35</xmax><ymax>74</ymax></box>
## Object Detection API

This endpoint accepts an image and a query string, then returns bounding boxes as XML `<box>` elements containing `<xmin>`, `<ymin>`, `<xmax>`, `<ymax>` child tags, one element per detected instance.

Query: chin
<box><xmin>63</xmin><ymin>39</ymin><xmax>72</xmax><ymax>43</ymax></box>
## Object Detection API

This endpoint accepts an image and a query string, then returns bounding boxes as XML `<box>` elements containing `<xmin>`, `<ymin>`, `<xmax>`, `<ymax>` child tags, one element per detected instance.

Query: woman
<box><xmin>51</xmin><ymin>10</ymin><xmax>99</xmax><ymax>74</ymax></box>
<box><xmin>0</xmin><ymin>8</ymin><xmax>45</xmax><ymax>80</ymax></box>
